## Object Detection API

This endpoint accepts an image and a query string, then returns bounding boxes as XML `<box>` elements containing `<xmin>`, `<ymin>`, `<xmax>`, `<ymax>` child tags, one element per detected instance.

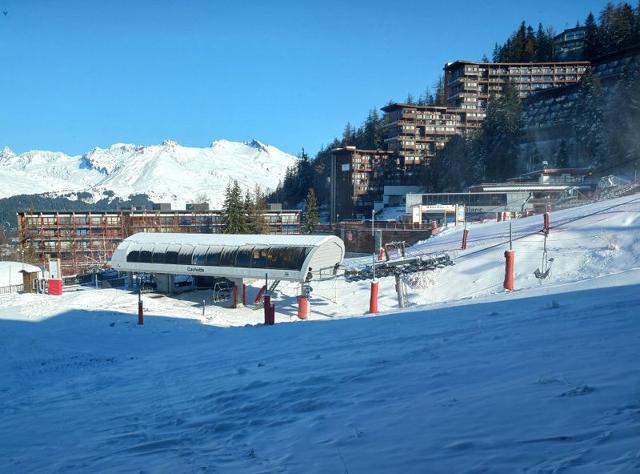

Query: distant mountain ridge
<box><xmin>0</xmin><ymin>139</ymin><xmax>297</xmax><ymax>209</ymax></box>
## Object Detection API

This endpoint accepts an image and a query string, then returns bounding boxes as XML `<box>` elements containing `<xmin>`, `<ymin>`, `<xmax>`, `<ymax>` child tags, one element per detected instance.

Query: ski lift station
<box><xmin>110</xmin><ymin>232</ymin><xmax>345</xmax><ymax>295</ymax></box>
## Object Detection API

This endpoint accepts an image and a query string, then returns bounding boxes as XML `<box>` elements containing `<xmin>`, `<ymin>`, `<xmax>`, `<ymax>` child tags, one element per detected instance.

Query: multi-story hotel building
<box><xmin>330</xmin><ymin>146</ymin><xmax>394</xmax><ymax>220</ymax></box>
<box><xmin>443</xmin><ymin>60</ymin><xmax>590</xmax><ymax>111</ymax></box>
<box><xmin>18</xmin><ymin>208</ymin><xmax>302</xmax><ymax>276</ymax></box>
<box><xmin>553</xmin><ymin>27</ymin><xmax>587</xmax><ymax>60</ymax></box>
<box><xmin>380</xmin><ymin>103</ymin><xmax>470</xmax><ymax>168</ymax></box>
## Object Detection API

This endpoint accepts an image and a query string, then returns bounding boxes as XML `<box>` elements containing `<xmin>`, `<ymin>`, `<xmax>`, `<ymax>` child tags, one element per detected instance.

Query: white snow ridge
<box><xmin>0</xmin><ymin>140</ymin><xmax>298</xmax><ymax>207</ymax></box>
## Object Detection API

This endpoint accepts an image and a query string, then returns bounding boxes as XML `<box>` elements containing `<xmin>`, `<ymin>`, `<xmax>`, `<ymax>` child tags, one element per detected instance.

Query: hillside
<box><xmin>0</xmin><ymin>140</ymin><xmax>297</xmax><ymax>209</ymax></box>
<box><xmin>0</xmin><ymin>194</ymin><xmax>639</xmax><ymax>472</ymax></box>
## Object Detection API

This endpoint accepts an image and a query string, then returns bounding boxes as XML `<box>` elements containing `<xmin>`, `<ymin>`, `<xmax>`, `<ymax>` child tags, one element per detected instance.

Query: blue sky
<box><xmin>0</xmin><ymin>0</ymin><xmax>614</xmax><ymax>156</ymax></box>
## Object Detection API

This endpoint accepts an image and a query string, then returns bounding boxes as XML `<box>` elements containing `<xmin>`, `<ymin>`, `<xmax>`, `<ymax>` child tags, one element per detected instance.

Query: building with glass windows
<box><xmin>110</xmin><ymin>233</ymin><xmax>345</xmax><ymax>288</ymax></box>
<box><xmin>443</xmin><ymin>60</ymin><xmax>589</xmax><ymax>112</ymax></box>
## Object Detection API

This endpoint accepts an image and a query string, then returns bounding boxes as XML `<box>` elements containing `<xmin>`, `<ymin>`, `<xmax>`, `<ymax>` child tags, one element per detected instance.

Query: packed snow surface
<box><xmin>0</xmin><ymin>140</ymin><xmax>297</xmax><ymax>208</ymax></box>
<box><xmin>1</xmin><ymin>194</ymin><xmax>639</xmax><ymax>472</ymax></box>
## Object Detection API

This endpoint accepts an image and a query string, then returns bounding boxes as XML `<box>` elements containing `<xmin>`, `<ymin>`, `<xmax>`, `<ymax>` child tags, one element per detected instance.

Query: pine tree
<box><xmin>584</xmin><ymin>12</ymin><xmax>600</xmax><ymax>59</ymax></box>
<box><xmin>535</xmin><ymin>24</ymin><xmax>554</xmax><ymax>61</ymax></box>
<box><xmin>222</xmin><ymin>180</ymin><xmax>247</xmax><ymax>234</ymax></box>
<box><xmin>302</xmin><ymin>188</ymin><xmax>319</xmax><ymax>234</ymax></box>
<box><xmin>599</xmin><ymin>2</ymin><xmax>618</xmax><ymax>54</ymax></box>
<box><xmin>492</xmin><ymin>43</ymin><xmax>501</xmax><ymax>62</ymax></box>
<box><xmin>555</xmin><ymin>140</ymin><xmax>570</xmax><ymax>168</ymax></box>
<box><xmin>362</xmin><ymin>109</ymin><xmax>384</xmax><ymax>149</ymax></box>
<box><xmin>342</xmin><ymin>123</ymin><xmax>356</xmax><ymax>146</ymax></box>
<box><xmin>524</xmin><ymin>25</ymin><xmax>536</xmax><ymax>61</ymax></box>
<box><xmin>433</xmin><ymin>75</ymin><xmax>446</xmax><ymax>106</ymax></box>
<box><xmin>252</xmin><ymin>185</ymin><xmax>269</xmax><ymax>234</ymax></box>
<box><xmin>479</xmin><ymin>81</ymin><xmax>523</xmax><ymax>181</ymax></box>
<box><xmin>244</xmin><ymin>188</ymin><xmax>255</xmax><ymax>233</ymax></box>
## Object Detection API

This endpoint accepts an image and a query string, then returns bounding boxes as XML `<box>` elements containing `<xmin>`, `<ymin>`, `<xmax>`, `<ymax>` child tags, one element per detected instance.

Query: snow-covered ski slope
<box><xmin>1</xmin><ymin>194</ymin><xmax>639</xmax><ymax>472</ymax></box>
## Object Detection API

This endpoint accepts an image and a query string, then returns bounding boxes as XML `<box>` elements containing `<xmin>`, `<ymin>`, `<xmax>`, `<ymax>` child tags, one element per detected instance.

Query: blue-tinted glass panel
<box><xmin>165</xmin><ymin>250</ymin><xmax>178</xmax><ymax>264</ymax></box>
<box><xmin>235</xmin><ymin>246</ymin><xmax>253</xmax><ymax>267</ymax></box>
<box><xmin>178</xmin><ymin>246</ymin><xmax>194</xmax><ymax>265</ymax></box>
<box><xmin>192</xmin><ymin>247</ymin><xmax>208</xmax><ymax>265</ymax></box>
<box><xmin>205</xmin><ymin>246</ymin><xmax>223</xmax><ymax>266</ymax></box>
<box><xmin>219</xmin><ymin>248</ymin><xmax>237</xmax><ymax>267</ymax></box>
<box><xmin>267</xmin><ymin>246</ymin><xmax>311</xmax><ymax>270</ymax></box>
<box><xmin>152</xmin><ymin>248</ymin><xmax>166</xmax><ymax>264</ymax></box>
<box><xmin>251</xmin><ymin>246</ymin><xmax>269</xmax><ymax>268</ymax></box>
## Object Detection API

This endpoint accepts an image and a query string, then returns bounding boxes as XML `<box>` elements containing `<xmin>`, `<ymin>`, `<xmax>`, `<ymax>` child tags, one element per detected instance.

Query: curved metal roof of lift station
<box><xmin>110</xmin><ymin>233</ymin><xmax>345</xmax><ymax>283</ymax></box>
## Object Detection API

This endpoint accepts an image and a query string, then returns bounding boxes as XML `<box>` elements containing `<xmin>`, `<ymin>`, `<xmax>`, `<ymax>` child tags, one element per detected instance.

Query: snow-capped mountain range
<box><xmin>0</xmin><ymin>140</ymin><xmax>297</xmax><ymax>208</ymax></box>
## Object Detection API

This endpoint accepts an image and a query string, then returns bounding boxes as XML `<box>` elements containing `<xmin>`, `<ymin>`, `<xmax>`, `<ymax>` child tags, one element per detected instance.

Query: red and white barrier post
<box><xmin>430</xmin><ymin>220</ymin><xmax>439</xmax><ymax>236</ymax></box>
<box><xmin>503</xmin><ymin>250</ymin><xmax>515</xmax><ymax>291</ymax></box>
<box><xmin>232</xmin><ymin>286</ymin><xmax>238</xmax><ymax>309</ymax></box>
<box><xmin>378</xmin><ymin>247</ymin><xmax>386</xmax><ymax>261</ymax></box>
<box><xmin>461</xmin><ymin>228</ymin><xmax>470</xmax><ymax>250</ymax></box>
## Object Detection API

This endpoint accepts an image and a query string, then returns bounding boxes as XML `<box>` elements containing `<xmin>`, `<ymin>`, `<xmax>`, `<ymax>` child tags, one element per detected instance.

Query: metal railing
<box><xmin>0</xmin><ymin>284</ymin><xmax>24</xmax><ymax>295</ymax></box>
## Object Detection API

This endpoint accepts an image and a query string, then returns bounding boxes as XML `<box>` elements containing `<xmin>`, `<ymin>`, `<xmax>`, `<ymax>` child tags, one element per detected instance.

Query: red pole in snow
<box><xmin>543</xmin><ymin>212</ymin><xmax>550</xmax><ymax>234</ymax></box>
<box><xmin>297</xmin><ymin>295</ymin><xmax>309</xmax><ymax>320</ymax></box>
<box><xmin>369</xmin><ymin>281</ymin><xmax>379</xmax><ymax>314</ymax></box>
<box><xmin>264</xmin><ymin>294</ymin><xmax>274</xmax><ymax>325</ymax></box>
<box><xmin>503</xmin><ymin>250</ymin><xmax>515</xmax><ymax>291</ymax></box>
<box><xmin>254</xmin><ymin>285</ymin><xmax>267</xmax><ymax>304</ymax></box>
<box><xmin>461</xmin><ymin>228</ymin><xmax>470</xmax><ymax>250</ymax></box>
<box><xmin>137</xmin><ymin>289</ymin><xmax>144</xmax><ymax>325</ymax></box>
<box><xmin>430</xmin><ymin>220</ymin><xmax>438</xmax><ymax>236</ymax></box>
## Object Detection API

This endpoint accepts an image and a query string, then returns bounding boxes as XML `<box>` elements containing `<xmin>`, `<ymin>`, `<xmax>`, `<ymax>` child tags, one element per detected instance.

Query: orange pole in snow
<box><xmin>504</xmin><ymin>250</ymin><xmax>515</xmax><ymax>291</ymax></box>
<box><xmin>297</xmin><ymin>296</ymin><xmax>309</xmax><ymax>320</ymax></box>
<box><xmin>369</xmin><ymin>281</ymin><xmax>379</xmax><ymax>314</ymax></box>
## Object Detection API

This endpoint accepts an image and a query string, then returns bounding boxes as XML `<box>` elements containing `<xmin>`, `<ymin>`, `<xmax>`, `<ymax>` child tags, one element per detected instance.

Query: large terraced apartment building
<box><xmin>443</xmin><ymin>60</ymin><xmax>589</xmax><ymax>111</ymax></box>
